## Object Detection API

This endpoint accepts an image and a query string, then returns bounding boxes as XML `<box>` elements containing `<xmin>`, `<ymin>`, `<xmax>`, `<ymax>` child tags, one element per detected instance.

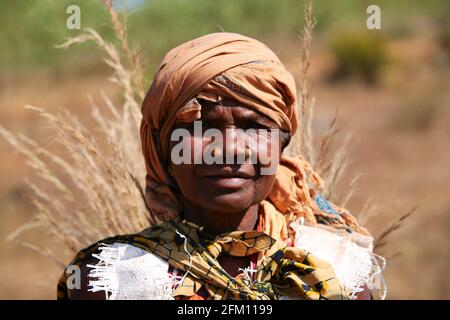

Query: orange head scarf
<box><xmin>140</xmin><ymin>32</ymin><xmax>368</xmax><ymax>241</ymax></box>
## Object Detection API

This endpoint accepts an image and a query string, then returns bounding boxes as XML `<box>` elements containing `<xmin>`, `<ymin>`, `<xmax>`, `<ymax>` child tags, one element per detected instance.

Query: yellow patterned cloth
<box><xmin>57</xmin><ymin>219</ymin><xmax>348</xmax><ymax>300</ymax></box>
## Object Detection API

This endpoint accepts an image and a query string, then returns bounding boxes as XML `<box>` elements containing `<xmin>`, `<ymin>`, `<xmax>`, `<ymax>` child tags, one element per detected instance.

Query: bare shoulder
<box><xmin>65</xmin><ymin>253</ymin><xmax>107</xmax><ymax>300</ymax></box>
<box><xmin>62</xmin><ymin>255</ymin><xmax>106</xmax><ymax>300</ymax></box>
<box><xmin>355</xmin><ymin>285</ymin><xmax>373</xmax><ymax>300</ymax></box>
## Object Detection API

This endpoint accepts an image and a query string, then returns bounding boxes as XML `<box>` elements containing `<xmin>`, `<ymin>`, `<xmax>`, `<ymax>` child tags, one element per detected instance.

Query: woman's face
<box><xmin>168</xmin><ymin>98</ymin><xmax>288</xmax><ymax>214</ymax></box>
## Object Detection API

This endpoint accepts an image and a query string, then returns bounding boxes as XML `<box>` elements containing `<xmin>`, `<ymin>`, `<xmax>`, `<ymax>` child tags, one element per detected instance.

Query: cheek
<box><xmin>251</xmin><ymin>174</ymin><xmax>277</xmax><ymax>202</ymax></box>
<box><xmin>247</xmin><ymin>131</ymin><xmax>282</xmax><ymax>169</ymax></box>
<box><xmin>169</xmin><ymin>133</ymin><xmax>203</xmax><ymax>164</ymax></box>
<box><xmin>168</xmin><ymin>134</ymin><xmax>197</xmax><ymax>197</ymax></box>
<box><xmin>169</xmin><ymin>135</ymin><xmax>226</xmax><ymax>206</ymax></box>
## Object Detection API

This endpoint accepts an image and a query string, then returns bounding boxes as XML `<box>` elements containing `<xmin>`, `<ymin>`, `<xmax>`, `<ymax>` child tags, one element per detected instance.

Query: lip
<box><xmin>203</xmin><ymin>176</ymin><xmax>250</xmax><ymax>189</ymax></box>
<box><xmin>201</xmin><ymin>168</ymin><xmax>254</xmax><ymax>179</ymax></box>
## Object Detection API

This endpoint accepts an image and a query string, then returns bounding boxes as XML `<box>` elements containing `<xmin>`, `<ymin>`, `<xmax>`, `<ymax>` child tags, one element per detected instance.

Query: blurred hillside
<box><xmin>0</xmin><ymin>0</ymin><xmax>449</xmax><ymax>299</ymax></box>
<box><xmin>1</xmin><ymin>0</ymin><xmax>448</xmax><ymax>76</ymax></box>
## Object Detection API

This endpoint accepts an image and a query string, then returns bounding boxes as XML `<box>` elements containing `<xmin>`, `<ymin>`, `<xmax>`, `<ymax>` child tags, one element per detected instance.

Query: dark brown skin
<box><xmin>68</xmin><ymin>256</ymin><xmax>109</xmax><ymax>300</ymax></box>
<box><xmin>69</xmin><ymin>98</ymin><xmax>371</xmax><ymax>299</ymax></box>
<box><xmin>169</xmin><ymin>98</ymin><xmax>282</xmax><ymax>235</ymax></box>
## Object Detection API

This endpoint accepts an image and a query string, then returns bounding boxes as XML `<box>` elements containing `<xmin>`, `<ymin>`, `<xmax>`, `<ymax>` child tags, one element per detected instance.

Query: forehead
<box><xmin>200</xmin><ymin>98</ymin><xmax>277</xmax><ymax>127</ymax></box>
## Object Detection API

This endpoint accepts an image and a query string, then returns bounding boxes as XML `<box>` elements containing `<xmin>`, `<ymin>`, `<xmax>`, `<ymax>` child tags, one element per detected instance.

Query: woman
<box><xmin>57</xmin><ymin>32</ymin><xmax>384</xmax><ymax>300</ymax></box>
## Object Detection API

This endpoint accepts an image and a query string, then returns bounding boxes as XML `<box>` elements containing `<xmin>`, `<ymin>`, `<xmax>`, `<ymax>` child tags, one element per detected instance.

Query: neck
<box><xmin>182</xmin><ymin>200</ymin><xmax>259</xmax><ymax>236</ymax></box>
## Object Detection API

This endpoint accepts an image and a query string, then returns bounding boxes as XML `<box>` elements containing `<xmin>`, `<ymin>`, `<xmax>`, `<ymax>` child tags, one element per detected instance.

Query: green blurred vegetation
<box><xmin>330</xmin><ymin>30</ymin><xmax>388</xmax><ymax>83</ymax></box>
<box><xmin>0</xmin><ymin>0</ymin><xmax>111</xmax><ymax>73</ymax></box>
<box><xmin>0</xmin><ymin>0</ymin><xmax>448</xmax><ymax>77</ymax></box>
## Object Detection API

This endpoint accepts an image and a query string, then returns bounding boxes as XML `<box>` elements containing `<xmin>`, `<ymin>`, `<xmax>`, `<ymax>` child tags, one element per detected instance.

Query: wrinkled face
<box><xmin>168</xmin><ymin>98</ymin><xmax>290</xmax><ymax>213</ymax></box>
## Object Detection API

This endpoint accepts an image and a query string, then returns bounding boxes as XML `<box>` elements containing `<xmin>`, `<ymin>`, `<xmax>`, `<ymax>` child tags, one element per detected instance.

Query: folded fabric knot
<box><xmin>210</xmin><ymin>230</ymin><xmax>276</xmax><ymax>258</ymax></box>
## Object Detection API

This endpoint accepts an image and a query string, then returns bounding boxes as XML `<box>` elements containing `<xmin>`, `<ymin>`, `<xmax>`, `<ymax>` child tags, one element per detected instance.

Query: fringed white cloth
<box><xmin>290</xmin><ymin>221</ymin><xmax>387</xmax><ymax>300</ymax></box>
<box><xmin>87</xmin><ymin>243</ymin><xmax>177</xmax><ymax>300</ymax></box>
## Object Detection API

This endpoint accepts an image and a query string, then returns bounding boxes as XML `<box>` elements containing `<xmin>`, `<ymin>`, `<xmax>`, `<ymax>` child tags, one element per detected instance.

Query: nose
<box><xmin>221</xmin><ymin>128</ymin><xmax>250</xmax><ymax>163</ymax></box>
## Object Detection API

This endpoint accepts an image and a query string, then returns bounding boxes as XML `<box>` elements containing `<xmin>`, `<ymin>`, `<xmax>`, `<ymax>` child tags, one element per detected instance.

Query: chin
<box><xmin>201</xmin><ymin>192</ymin><xmax>256</xmax><ymax>213</ymax></box>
